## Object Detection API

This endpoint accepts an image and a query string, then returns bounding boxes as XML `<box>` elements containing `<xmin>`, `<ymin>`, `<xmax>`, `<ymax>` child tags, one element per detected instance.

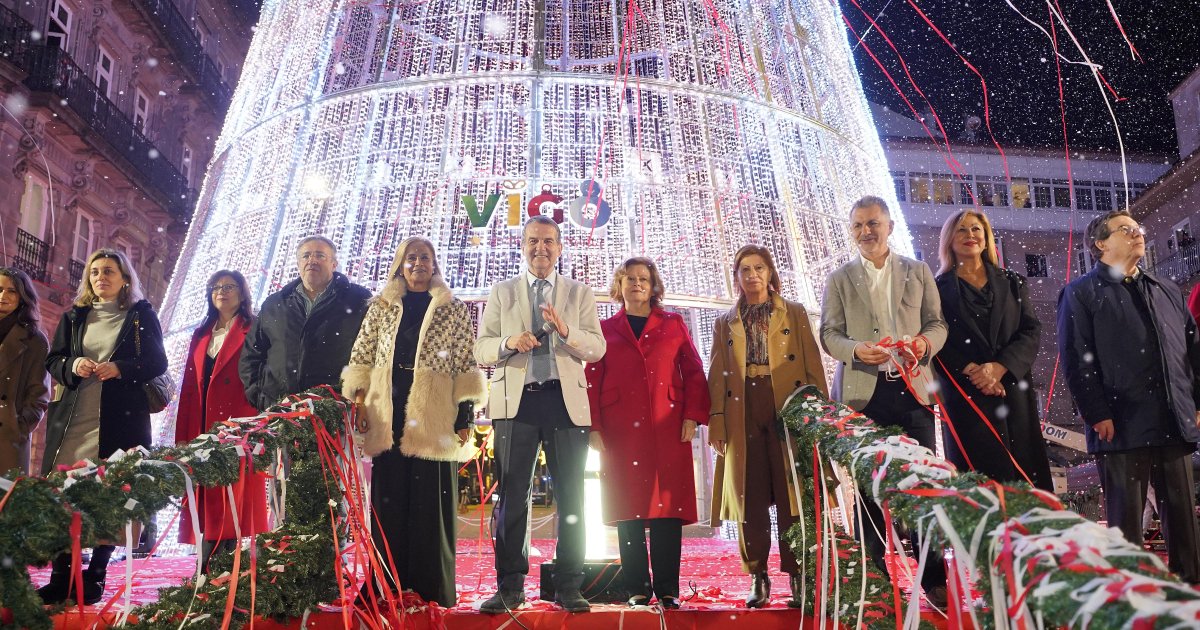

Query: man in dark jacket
<box><xmin>240</xmin><ymin>236</ymin><xmax>371</xmax><ymax>411</ymax></box>
<box><xmin>1059</xmin><ymin>210</ymin><xmax>1200</xmax><ymax>584</ymax></box>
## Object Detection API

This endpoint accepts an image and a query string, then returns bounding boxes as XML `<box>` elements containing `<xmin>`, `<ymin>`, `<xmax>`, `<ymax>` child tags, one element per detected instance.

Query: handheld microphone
<box><xmin>501</xmin><ymin>322</ymin><xmax>557</xmax><ymax>360</ymax></box>
<box><xmin>532</xmin><ymin>321</ymin><xmax>556</xmax><ymax>343</ymax></box>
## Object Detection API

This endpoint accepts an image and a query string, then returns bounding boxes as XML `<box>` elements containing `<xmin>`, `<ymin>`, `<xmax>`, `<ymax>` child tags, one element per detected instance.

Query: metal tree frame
<box><xmin>157</xmin><ymin>0</ymin><xmax>910</xmax><ymax>465</ymax></box>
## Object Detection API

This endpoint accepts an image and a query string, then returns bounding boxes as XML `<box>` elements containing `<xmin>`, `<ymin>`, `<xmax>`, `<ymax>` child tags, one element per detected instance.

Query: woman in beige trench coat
<box><xmin>708</xmin><ymin>245</ymin><xmax>828</xmax><ymax>609</ymax></box>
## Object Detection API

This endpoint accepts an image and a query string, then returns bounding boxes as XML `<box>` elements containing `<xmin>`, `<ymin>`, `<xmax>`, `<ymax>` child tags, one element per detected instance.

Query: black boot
<box><xmin>745</xmin><ymin>572</ymin><xmax>770</xmax><ymax>608</ymax></box>
<box><xmin>199</xmin><ymin>539</ymin><xmax>236</xmax><ymax>574</ymax></box>
<box><xmin>787</xmin><ymin>574</ymin><xmax>804</xmax><ymax>608</ymax></box>
<box><xmin>36</xmin><ymin>553</ymin><xmax>74</xmax><ymax>604</ymax></box>
<box><xmin>81</xmin><ymin>545</ymin><xmax>115</xmax><ymax>606</ymax></box>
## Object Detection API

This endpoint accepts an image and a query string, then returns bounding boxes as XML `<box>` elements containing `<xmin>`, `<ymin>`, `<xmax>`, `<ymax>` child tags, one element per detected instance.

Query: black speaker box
<box><xmin>539</xmin><ymin>559</ymin><xmax>628</xmax><ymax>603</ymax></box>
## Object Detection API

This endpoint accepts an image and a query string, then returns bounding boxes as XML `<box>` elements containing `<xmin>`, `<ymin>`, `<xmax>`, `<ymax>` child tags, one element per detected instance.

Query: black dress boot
<box><xmin>81</xmin><ymin>545</ymin><xmax>115</xmax><ymax>605</ymax></box>
<box><xmin>36</xmin><ymin>553</ymin><xmax>74</xmax><ymax>604</ymax></box>
<box><xmin>787</xmin><ymin>574</ymin><xmax>804</xmax><ymax>608</ymax></box>
<box><xmin>199</xmin><ymin>539</ymin><xmax>236</xmax><ymax>574</ymax></box>
<box><xmin>745</xmin><ymin>572</ymin><xmax>770</xmax><ymax>608</ymax></box>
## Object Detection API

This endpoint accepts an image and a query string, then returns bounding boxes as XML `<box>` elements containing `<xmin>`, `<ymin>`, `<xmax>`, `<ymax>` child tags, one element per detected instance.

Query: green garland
<box><xmin>779</xmin><ymin>385</ymin><xmax>1200</xmax><ymax>629</ymax></box>
<box><xmin>0</xmin><ymin>387</ymin><xmax>353</xmax><ymax>630</ymax></box>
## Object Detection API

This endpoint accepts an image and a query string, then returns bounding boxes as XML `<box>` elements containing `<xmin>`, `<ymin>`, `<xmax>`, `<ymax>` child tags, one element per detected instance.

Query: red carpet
<box><xmin>31</xmin><ymin>538</ymin><xmax>953</xmax><ymax>628</ymax></box>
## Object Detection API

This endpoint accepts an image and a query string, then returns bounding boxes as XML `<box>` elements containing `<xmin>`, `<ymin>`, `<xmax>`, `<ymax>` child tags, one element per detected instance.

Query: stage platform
<box><xmin>32</xmin><ymin>538</ymin><xmax>955</xmax><ymax>629</ymax></box>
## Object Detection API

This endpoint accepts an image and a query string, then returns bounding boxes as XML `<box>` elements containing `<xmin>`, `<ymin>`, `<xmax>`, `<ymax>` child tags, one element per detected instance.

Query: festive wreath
<box><xmin>779</xmin><ymin>385</ymin><xmax>1200</xmax><ymax>629</ymax></box>
<box><xmin>5</xmin><ymin>384</ymin><xmax>1198</xmax><ymax>629</ymax></box>
<box><xmin>0</xmin><ymin>387</ymin><xmax>358</xmax><ymax>630</ymax></box>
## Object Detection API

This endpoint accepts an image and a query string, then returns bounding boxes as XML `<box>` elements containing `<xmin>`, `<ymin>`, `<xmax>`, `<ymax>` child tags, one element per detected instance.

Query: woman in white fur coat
<box><xmin>342</xmin><ymin>236</ymin><xmax>486</xmax><ymax>607</ymax></box>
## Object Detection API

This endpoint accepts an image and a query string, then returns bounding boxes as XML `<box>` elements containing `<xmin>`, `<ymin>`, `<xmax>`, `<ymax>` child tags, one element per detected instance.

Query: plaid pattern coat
<box><xmin>343</xmin><ymin>272</ymin><xmax>485</xmax><ymax>459</ymax></box>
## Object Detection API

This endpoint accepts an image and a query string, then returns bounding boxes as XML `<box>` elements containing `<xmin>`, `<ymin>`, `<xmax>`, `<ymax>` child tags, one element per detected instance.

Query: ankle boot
<box><xmin>200</xmin><ymin>539</ymin><xmax>236</xmax><ymax>574</ymax></box>
<box><xmin>745</xmin><ymin>572</ymin><xmax>770</xmax><ymax>608</ymax></box>
<box><xmin>36</xmin><ymin>553</ymin><xmax>74</xmax><ymax>604</ymax></box>
<box><xmin>787</xmin><ymin>574</ymin><xmax>804</xmax><ymax>608</ymax></box>
<box><xmin>81</xmin><ymin>545</ymin><xmax>114</xmax><ymax>605</ymax></box>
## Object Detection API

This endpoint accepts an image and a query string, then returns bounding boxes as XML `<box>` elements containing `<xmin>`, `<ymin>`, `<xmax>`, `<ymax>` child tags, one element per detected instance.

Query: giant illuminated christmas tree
<box><xmin>158</xmin><ymin>0</ymin><xmax>909</xmax><ymax>383</ymax></box>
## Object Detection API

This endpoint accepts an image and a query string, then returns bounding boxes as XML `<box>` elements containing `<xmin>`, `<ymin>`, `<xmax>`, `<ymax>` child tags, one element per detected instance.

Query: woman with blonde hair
<box><xmin>934</xmin><ymin>210</ymin><xmax>1051</xmax><ymax>490</ymax></box>
<box><xmin>342</xmin><ymin>236</ymin><xmax>486</xmax><ymax>606</ymax></box>
<box><xmin>708</xmin><ymin>244</ymin><xmax>828</xmax><ymax>608</ymax></box>
<box><xmin>586</xmin><ymin>257</ymin><xmax>709</xmax><ymax>608</ymax></box>
<box><xmin>38</xmin><ymin>248</ymin><xmax>168</xmax><ymax>605</ymax></box>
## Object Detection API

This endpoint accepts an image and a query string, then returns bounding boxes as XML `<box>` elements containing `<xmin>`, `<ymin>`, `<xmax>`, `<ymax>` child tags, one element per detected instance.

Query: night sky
<box><xmin>840</xmin><ymin>0</ymin><xmax>1200</xmax><ymax>155</ymax></box>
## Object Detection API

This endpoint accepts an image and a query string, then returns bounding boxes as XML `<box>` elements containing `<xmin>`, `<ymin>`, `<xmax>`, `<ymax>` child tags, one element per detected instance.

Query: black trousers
<box><xmin>616</xmin><ymin>519</ymin><xmax>683</xmax><ymax>599</ymax></box>
<box><xmin>855</xmin><ymin>374</ymin><xmax>947</xmax><ymax>591</ymax></box>
<box><xmin>1096</xmin><ymin>443</ymin><xmax>1200</xmax><ymax>584</ymax></box>
<box><xmin>491</xmin><ymin>385</ymin><xmax>589</xmax><ymax>594</ymax></box>
<box><xmin>367</xmin><ymin>450</ymin><xmax>458</xmax><ymax>606</ymax></box>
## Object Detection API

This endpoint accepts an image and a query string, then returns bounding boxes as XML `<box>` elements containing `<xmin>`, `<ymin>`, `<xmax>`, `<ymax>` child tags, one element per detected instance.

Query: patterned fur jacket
<box><xmin>342</xmin><ymin>270</ymin><xmax>486</xmax><ymax>459</ymax></box>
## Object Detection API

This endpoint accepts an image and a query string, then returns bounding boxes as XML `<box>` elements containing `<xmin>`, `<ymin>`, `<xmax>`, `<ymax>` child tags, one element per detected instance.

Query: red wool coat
<box><xmin>586</xmin><ymin>308</ymin><xmax>710</xmax><ymax>524</ymax></box>
<box><xmin>175</xmin><ymin>316</ymin><xmax>270</xmax><ymax>543</ymax></box>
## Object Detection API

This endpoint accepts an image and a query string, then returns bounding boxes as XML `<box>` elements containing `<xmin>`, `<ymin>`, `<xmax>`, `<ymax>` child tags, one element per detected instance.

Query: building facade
<box><xmin>1131</xmin><ymin>67</ymin><xmax>1200</xmax><ymax>296</ymax></box>
<box><xmin>0</xmin><ymin>0</ymin><xmax>253</xmax><ymax>331</ymax></box>
<box><xmin>872</xmin><ymin>104</ymin><xmax>1170</xmax><ymax>464</ymax></box>
<box><xmin>0</xmin><ymin>0</ymin><xmax>254</xmax><ymax>475</ymax></box>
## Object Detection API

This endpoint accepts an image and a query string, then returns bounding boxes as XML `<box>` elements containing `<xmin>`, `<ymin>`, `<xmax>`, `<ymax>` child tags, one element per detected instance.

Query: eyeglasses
<box><xmin>210</xmin><ymin>283</ymin><xmax>239</xmax><ymax>295</ymax></box>
<box><xmin>1112</xmin><ymin>225</ymin><xmax>1146</xmax><ymax>237</ymax></box>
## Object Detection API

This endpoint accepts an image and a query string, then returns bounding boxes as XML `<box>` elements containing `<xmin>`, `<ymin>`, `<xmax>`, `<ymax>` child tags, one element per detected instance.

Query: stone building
<box><xmin>0</xmin><ymin>0</ymin><xmax>255</xmax><ymax>331</ymax></box>
<box><xmin>1131</xmin><ymin>67</ymin><xmax>1200</xmax><ymax>296</ymax></box>
<box><xmin>871</xmin><ymin>103</ymin><xmax>1170</xmax><ymax>465</ymax></box>
<box><xmin>0</xmin><ymin>0</ymin><xmax>255</xmax><ymax>474</ymax></box>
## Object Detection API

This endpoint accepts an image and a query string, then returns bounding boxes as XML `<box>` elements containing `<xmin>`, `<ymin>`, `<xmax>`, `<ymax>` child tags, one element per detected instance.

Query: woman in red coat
<box><xmin>586</xmin><ymin>257</ymin><xmax>710</xmax><ymax>609</ymax></box>
<box><xmin>175</xmin><ymin>270</ymin><xmax>269</xmax><ymax>571</ymax></box>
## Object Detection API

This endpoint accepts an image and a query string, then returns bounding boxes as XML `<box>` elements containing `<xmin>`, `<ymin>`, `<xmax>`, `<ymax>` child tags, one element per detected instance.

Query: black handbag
<box><xmin>133</xmin><ymin>312</ymin><xmax>175</xmax><ymax>413</ymax></box>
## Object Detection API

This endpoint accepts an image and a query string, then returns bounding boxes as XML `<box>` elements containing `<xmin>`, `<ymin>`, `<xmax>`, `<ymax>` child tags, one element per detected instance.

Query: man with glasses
<box><xmin>240</xmin><ymin>236</ymin><xmax>371</xmax><ymax>411</ymax></box>
<box><xmin>1059</xmin><ymin>210</ymin><xmax>1200</xmax><ymax>584</ymax></box>
<box><xmin>474</xmin><ymin>216</ymin><xmax>606</xmax><ymax>613</ymax></box>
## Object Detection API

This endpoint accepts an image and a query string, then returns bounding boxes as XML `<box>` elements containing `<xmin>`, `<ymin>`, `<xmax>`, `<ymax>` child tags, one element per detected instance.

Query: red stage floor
<box><xmin>32</xmin><ymin>538</ymin><xmax>953</xmax><ymax>629</ymax></box>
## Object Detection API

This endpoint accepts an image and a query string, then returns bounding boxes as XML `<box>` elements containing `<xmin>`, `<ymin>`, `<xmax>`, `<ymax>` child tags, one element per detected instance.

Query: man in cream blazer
<box><xmin>474</xmin><ymin>216</ymin><xmax>606</xmax><ymax>613</ymax></box>
<box><xmin>820</xmin><ymin>195</ymin><xmax>949</xmax><ymax>608</ymax></box>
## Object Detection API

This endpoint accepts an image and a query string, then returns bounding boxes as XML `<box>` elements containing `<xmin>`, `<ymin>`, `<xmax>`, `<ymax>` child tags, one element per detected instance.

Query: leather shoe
<box><xmin>555</xmin><ymin>589</ymin><xmax>591</xmax><ymax>613</ymax></box>
<box><xmin>81</xmin><ymin>577</ymin><xmax>106</xmax><ymax>606</ymax></box>
<box><xmin>627</xmin><ymin>594</ymin><xmax>651</xmax><ymax>607</ymax></box>
<box><xmin>479</xmin><ymin>590</ymin><xmax>525</xmax><ymax>613</ymax></box>
<box><xmin>787</xmin><ymin>574</ymin><xmax>804</xmax><ymax>608</ymax></box>
<box><xmin>745</xmin><ymin>572</ymin><xmax>770</xmax><ymax>608</ymax></box>
<box><xmin>36</xmin><ymin>580</ymin><xmax>70</xmax><ymax>605</ymax></box>
<box><xmin>924</xmin><ymin>585</ymin><xmax>949</xmax><ymax>610</ymax></box>
<box><xmin>659</xmin><ymin>595</ymin><xmax>681</xmax><ymax>609</ymax></box>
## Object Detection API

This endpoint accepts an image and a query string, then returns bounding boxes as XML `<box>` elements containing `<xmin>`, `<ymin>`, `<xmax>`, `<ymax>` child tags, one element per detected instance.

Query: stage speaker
<box><xmin>539</xmin><ymin>560</ymin><xmax>627</xmax><ymax>603</ymax></box>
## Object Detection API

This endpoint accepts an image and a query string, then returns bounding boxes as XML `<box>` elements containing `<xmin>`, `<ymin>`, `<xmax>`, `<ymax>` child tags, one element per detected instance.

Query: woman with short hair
<box><xmin>586</xmin><ymin>257</ymin><xmax>709</xmax><ymax>608</ymax></box>
<box><xmin>175</xmin><ymin>270</ymin><xmax>269</xmax><ymax>571</ymax></box>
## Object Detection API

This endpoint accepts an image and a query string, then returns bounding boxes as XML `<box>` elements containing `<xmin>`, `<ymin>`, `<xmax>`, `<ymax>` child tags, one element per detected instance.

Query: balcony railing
<box><xmin>14</xmin><ymin>43</ymin><xmax>197</xmax><ymax>219</ymax></box>
<box><xmin>130</xmin><ymin>0</ymin><xmax>232</xmax><ymax>115</ymax></box>
<box><xmin>1150</xmin><ymin>240</ymin><xmax>1200</xmax><ymax>285</ymax></box>
<box><xmin>12</xmin><ymin>228</ymin><xmax>50</xmax><ymax>282</ymax></box>
<box><xmin>0</xmin><ymin>2</ymin><xmax>31</xmax><ymax>62</ymax></box>
<box><xmin>69</xmin><ymin>258</ymin><xmax>86</xmax><ymax>286</ymax></box>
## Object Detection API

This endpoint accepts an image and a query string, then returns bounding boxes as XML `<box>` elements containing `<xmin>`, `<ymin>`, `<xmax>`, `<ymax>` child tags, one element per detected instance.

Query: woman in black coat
<box><xmin>933</xmin><ymin>210</ymin><xmax>1052</xmax><ymax>491</ymax></box>
<box><xmin>37</xmin><ymin>248</ymin><xmax>168</xmax><ymax>605</ymax></box>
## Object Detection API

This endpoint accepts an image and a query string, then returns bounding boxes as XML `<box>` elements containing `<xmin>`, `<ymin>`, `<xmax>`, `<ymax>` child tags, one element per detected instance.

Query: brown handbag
<box><xmin>133</xmin><ymin>312</ymin><xmax>175</xmax><ymax>413</ymax></box>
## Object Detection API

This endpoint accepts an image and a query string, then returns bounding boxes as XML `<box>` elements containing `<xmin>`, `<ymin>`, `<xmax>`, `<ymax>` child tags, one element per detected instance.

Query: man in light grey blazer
<box><xmin>819</xmin><ymin>195</ymin><xmax>950</xmax><ymax>608</ymax></box>
<box><xmin>474</xmin><ymin>216</ymin><xmax>606</xmax><ymax>613</ymax></box>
